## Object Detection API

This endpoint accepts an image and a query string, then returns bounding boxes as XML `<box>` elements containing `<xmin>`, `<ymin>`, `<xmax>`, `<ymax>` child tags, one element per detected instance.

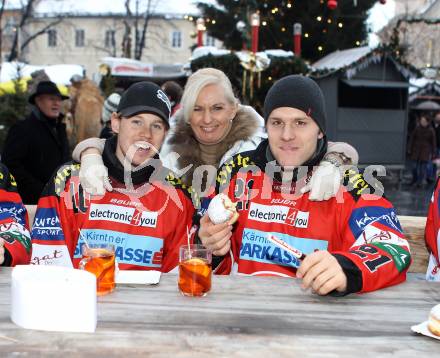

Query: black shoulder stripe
<box><xmin>41</xmin><ymin>162</ymin><xmax>80</xmax><ymax>198</ymax></box>
<box><xmin>343</xmin><ymin>168</ymin><xmax>377</xmax><ymax>202</ymax></box>
<box><xmin>215</xmin><ymin>151</ymin><xmax>256</xmax><ymax>192</ymax></box>
<box><xmin>0</xmin><ymin>163</ymin><xmax>18</xmax><ymax>192</ymax></box>
<box><xmin>165</xmin><ymin>170</ymin><xmax>200</xmax><ymax>208</ymax></box>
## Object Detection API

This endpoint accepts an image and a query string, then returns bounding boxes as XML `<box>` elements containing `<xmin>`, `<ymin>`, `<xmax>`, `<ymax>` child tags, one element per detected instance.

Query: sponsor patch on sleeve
<box><xmin>349</xmin><ymin>206</ymin><xmax>402</xmax><ymax>239</ymax></box>
<box><xmin>370</xmin><ymin>242</ymin><xmax>410</xmax><ymax>273</ymax></box>
<box><xmin>0</xmin><ymin>203</ymin><xmax>27</xmax><ymax>226</ymax></box>
<box><xmin>31</xmin><ymin>208</ymin><xmax>64</xmax><ymax>241</ymax></box>
<box><xmin>30</xmin><ymin>243</ymin><xmax>73</xmax><ymax>267</ymax></box>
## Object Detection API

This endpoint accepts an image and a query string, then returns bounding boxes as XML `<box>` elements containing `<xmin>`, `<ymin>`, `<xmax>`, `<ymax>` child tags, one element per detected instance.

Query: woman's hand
<box><xmin>301</xmin><ymin>161</ymin><xmax>342</xmax><ymax>201</ymax></box>
<box><xmin>79</xmin><ymin>150</ymin><xmax>113</xmax><ymax>195</ymax></box>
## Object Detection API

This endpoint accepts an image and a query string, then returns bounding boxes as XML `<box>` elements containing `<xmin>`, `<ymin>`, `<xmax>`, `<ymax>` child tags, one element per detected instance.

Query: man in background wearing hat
<box><xmin>199</xmin><ymin>75</ymin><xmax>411</xmax><ymax>296</ymax></box>
<box><xmin>30</xmin><ymin>81</ymin><xmax>194</xmax><ymax>272</ymax></box>
<box><xmin>100</xmin><ymin>93</ymin><xmax>121</xmax><ymax>139</ymax></box>
<box><xmin>2</xmin><ymin>81</ymin><xmax>71</xmax><ymax>204</ymax></box>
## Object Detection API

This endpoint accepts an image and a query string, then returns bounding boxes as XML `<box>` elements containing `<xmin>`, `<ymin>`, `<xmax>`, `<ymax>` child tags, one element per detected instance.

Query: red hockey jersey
<box><xmin>425</xmin><ymin>177</ymin><xmax>440</xmax><ymax>281</ymax></box>
<box><xmin>207</xmin><ymin>141</ymin><xmax>411</xmax><ymax>294</ymax></box>
<box><xmin>0</xmin><ymin>163</ymin><xmax>31</xmax><ymax>266</ymax></box>
<box><xmin>30</xmin><ymin>153</ymin><xmax>195</xmax><ymax>272</ymax></box>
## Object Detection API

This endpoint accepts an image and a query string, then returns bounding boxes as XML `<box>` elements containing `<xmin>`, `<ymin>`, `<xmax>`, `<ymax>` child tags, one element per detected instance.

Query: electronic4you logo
<box><xmin>248</xmin><ymin>203</ymin><xmax>309</xmax><ymax>228</ymax></box>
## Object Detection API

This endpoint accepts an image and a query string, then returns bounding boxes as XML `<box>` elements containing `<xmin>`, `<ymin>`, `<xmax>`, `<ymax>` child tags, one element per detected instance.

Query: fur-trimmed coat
<box><xmin>161</xmin><ymin>105</ymin><xmax>267</xmax><ymax>186</ymax></box>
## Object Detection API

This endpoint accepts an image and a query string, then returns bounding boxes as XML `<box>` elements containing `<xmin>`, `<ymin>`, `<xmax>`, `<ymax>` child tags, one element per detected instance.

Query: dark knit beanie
<box><xmin>263</xmin><ymin>75</ymin><xmax>326</xmax><ymax>133</ymax></box>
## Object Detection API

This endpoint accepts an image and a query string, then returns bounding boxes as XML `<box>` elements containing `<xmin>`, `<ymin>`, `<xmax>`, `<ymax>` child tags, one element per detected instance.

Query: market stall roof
<box><xmin>312</xmin><ymin>46</ymin><xmax>371</xmax><ymax>73</ymax></box>
<box><xmin>310</xmin><ymin>46</ymin><xmax>417</xmax><ymax>80</ymax></box>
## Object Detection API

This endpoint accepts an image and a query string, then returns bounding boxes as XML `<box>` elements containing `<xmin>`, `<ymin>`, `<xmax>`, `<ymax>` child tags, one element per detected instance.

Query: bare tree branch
<box><xmin>8</xmin><ymin>0</ymin><xmax>35</xmax><ymax>61</ymax></box>
<box><xmin>0</xmin><ymin>0</ymin><xmax>7</xmax><ymax>62</ymax></box>
<box><xmin>135</xmin><ymin>0</ymin><xmax>153</xmax><ymax>60</ymax></box>
<box><xmin>19</xmin><ymin>17</ymin><xmax>64</xmax><ymax>53</ymax></box>
<box><xmin>91</xmin><ymin>44</ymin><xmax>116</xmax><ymax>57</ymax></box>
<box><xmin>122</xmin><ymin>0</ymin><xmax>133</xmax><ymax>58</ymax></box>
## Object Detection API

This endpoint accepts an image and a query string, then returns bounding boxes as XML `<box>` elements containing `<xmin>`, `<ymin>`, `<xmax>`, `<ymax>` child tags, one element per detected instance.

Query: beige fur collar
<box><xmin>168</xmin><ymin>106</ymin><xmax>260</xmax><ymax>185</ymax></box>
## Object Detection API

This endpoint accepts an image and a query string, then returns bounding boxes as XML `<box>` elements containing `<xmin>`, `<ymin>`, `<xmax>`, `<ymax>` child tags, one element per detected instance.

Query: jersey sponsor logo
<box><xmin>0</xmin><ymin>220</ymin><xmax>31</xmax><ymax>253</ymax></box>
<box><xmin>426</xmin><ymin>253</ymin><xmax>440</xmax><ymax>281</ymax></box>
<box><xmin>31</xmin><ymin>208</ymin><xmax>64</xmax><ymax>241</ymax></box>
<box><xmin>74</xmin><ymin>229</ymin><xmax>163</xmax><ymax>268</ymax></box>
<box><xmin>270</xmin><ymin>198</ymin><xmax>296</xmax><ymax>206</ymax></box>
<box><xmin>371</xmin><ymin>242</ymin><xmax>410</xmax><ymax>273</ymax></box>
<box><xmin>354</xmin><ymin>225</ymin><xmax>408</xmax><ymax>249</ymax></box>
<box><xmin>240</xmin><ymin>228</ymin><xmax>328</xmax><ymax>268</ymax></box>
<box><xmin>247</xmin><ymin>202</ymin><xmax>309</xmax><ymax>228</ymax></box>
<box><xmin>0</xmin><ymin>203</ymin><xmax>26</xmax><ymax>226</ymax></box>
<box><xmin>349</xmin><ymin>206</ymin><xmax>402</xmax><ymax>238</ymax></box>
<box><xmin>88</xmin><ymin>203</ymin><xmax>158</xmax><ymax>228</ymax></box>
<box><xmin>109</xmin><ymin>198</ymin><xmax>142</xmax><ymax>208</ymax></box>
<box><xmin>30</xmin><ymin>243</ymin><xmax>73</xmax><ymax>267</ymax></box>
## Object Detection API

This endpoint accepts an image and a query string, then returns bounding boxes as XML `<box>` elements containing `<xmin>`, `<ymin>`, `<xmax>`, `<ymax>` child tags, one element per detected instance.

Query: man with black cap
<box><xmin>199</xmin><ymin>75</ymin><xmax>411</xmax><ymax>296</ymax></box>
<box><xmin>2</xmin><ymin>81</ymin><xmax>71</xmax><ymax>204</ymax></box>
<box><xmin>30</xmin><ymin>81</ymin><xmax>194</xmax><ymax>273</ymax></box>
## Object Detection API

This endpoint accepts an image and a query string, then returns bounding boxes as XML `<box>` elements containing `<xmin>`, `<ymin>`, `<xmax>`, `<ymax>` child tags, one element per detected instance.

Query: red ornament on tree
<box><xmin>327</xmin><ymin>0</ymin><xmax>338</xmax><ymax>10</ymax></box>
<box><xmin>379</xmin><ymin>0</ymin><xmax>386</xmax><ymax>4</ymax></box>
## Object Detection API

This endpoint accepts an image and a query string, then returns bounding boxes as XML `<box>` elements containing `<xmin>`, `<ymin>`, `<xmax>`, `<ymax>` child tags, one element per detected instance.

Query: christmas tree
<box><xmin>197</xmin><ymin>0</ymin><xmax>379</xmax><ymax>62</ymax></box>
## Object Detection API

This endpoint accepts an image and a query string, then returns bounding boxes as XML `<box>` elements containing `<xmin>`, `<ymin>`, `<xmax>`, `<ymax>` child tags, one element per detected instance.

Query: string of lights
<box><xmin>188</xmin><ymin>0</ymin><xmax>382</xmax><ymax>61</ymax></box>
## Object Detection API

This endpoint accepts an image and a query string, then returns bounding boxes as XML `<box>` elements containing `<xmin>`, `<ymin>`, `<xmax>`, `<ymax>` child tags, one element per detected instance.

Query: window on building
<box><xmin>75</xmin><ymin>29</ymin><xmax>85</xmax><ymax>47</ymax></box>
<box><xmin>105</xmin><ymin>30</ymin><xmax>116</xmax><ymax>48</ymax></box>
<box><xmin>205</xmin><ymin>35</ymin><xmax>215</xmax><ymax>47</ymax></box>
<box><xmin>171</xmin><ymin>31</ymin><xmax>182</xmax><ymax>48</ymax></box>
<box><xmin>48</xmin><ymin>29</ymin><xmax>57</xmax><ymax>47</ymax></box>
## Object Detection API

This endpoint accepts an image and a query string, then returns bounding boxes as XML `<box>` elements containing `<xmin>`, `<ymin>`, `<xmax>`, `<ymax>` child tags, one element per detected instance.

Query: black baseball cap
<box><xmin>117</xmin><ymin>81</ymin><xmax>171</xmax><ymax>126</ymax></box>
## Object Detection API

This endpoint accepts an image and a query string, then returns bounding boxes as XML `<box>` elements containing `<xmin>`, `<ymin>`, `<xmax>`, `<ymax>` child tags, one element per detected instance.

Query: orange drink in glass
<box><xmin>178</xmin><ymin>245</ymin><xmax>212</xmax><ymax>297</ymax></box>
<box><xmin>79</xmin><ymin>244</ymin><xmax>115</xmax><ymax>296</ymax></box>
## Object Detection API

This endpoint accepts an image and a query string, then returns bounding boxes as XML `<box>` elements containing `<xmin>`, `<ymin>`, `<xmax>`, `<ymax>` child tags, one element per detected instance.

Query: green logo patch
<box><xmin>371</xmin><ymin>243</ymin><xmax>410</xmax><ymax>273</ymax></box>
<box><xmin>0</xmin><ymin>231</ymin><xmax>31</xmax><ymax>254</ymax></box>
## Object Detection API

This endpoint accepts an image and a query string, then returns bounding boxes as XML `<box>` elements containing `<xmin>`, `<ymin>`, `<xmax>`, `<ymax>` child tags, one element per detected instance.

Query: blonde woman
<box><xmin>73</xmin><ymin>68</ymin><xmax>358</xmax><ymax>200</ymax></box>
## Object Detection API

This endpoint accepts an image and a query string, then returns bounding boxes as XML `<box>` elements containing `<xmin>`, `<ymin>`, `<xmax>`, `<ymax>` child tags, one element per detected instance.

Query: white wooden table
<box><xmin>0</xmin><ymin>268</ymin><xmax>438</xmax><ymax>357</ymax></box>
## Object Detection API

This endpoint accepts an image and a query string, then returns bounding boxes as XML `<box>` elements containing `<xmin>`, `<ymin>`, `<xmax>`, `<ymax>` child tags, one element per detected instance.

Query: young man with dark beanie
<box><xmin>199</xmin><ymin>75</ymin><xmax>411</xmax><ymax>296</ymax></box>
<box><xmin>30</xmin><ymin>82</ymin><xmax>194</xmax><ymax>272</ymax></box>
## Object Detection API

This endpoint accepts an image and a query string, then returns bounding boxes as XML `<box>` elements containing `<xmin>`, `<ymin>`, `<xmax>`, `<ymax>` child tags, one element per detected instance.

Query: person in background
<box><xmin>100</xmin><ymin>93</ymin><xmax>121</xmax><ymax>139</ymax></box>
<box><xmin>71</xmin><ymin>69</ymin><xmax>358</xmax><ymax>203</ymax></box>
<box><xmin>408</xmin><ymin>115</ymin><xmax>436</xmax><ymax>188</ymax></box>
<box><xmin>161</xmin><ymin>81</ymin><xmax>183</xmax><ymax>119</ymax></box>
<box><xmin>425</xmin><ymin>177</ymin><xmax>440</xmax><ymax>281</ymax></box>
<box><xmin>2</xmin><ymin>81</ymin><xmax>71</xmax><ymax>204</ymax></box>
<box><xmin>199</xmin><ymin>75</ymin><xmax>411</xmax><ymax>296</ymax></box>
<box><xmin>0</xmin><ymin>163</ymin><xmax>31</xmax><ymax>266</ymax></box>
<box><xmin>30</xmin><ymin>81</ymin><xmax>194</xmax><ymax>271</ymax></box>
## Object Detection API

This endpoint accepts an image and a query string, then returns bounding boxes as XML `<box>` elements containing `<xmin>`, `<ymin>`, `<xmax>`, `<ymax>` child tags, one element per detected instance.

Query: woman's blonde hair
<box><xmin>181</xmin><ymin>68</ymin><xmax>238</xmax><ymax>123</ymax></box>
